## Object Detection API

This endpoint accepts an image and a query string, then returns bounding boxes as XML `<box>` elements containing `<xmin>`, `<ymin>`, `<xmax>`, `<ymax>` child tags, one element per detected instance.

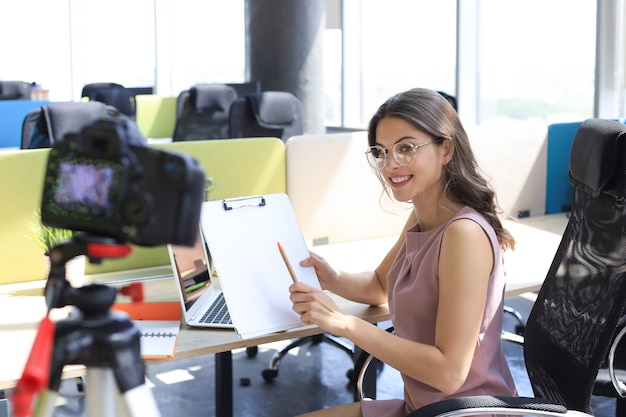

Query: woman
<box><xmin>290</xmin><ymin>88</ymin><xmax>517</xmax><ymax>417</ymax></box>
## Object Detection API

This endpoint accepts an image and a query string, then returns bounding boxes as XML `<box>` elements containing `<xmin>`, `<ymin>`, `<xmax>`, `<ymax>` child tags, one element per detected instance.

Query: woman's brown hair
<box><xmin>367</xmin><ymin>88</ymin><xmax>515</xmax><ymax>250</ymax></box>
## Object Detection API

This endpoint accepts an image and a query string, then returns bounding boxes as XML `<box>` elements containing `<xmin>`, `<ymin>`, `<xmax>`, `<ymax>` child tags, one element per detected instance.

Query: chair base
<box><xmin>262</xmin><ymin>334</ymin><xmax>353</xmax><ymax>382</ymax></box>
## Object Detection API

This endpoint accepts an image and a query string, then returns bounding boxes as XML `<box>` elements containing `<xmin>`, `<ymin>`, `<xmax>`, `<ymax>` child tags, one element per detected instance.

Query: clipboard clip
<box><xmin>222</xmin><ymin>195</ymin><xmax>267</xmax><ymax>211</ymax></box>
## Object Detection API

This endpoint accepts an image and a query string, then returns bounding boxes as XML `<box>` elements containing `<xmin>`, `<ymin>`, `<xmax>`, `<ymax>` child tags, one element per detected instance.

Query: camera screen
<box><xmin>52</xmin><ymin>159</ymin><xmax>121</xmax><ymax>218</ymax></box>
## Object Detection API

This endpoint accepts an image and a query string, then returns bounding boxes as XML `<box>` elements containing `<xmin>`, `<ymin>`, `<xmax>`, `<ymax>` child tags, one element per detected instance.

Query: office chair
<box><xmin>81</xmin><ymin>82</ymin><xmax>124</xmax><ymax>99</ymax></box>
<box><xmin>172</xmin><ymin>84</ymin><xmax>238</xmax><ymax>141</ymax></box>
<box><xmin>21</xmin><ymin>101</ymin><xmax>143</xmax><ymax>149</ymax></box>
<box><xmin>354</xmin><ymin>118</ymin><xmax>626</xmax><ymax>416</ymax></box>
<box><xmin>228</xmin><ymin>91</ymin><xmax>303</xmax><ymax>142</ymax></box>
<box><xmin>0</xmin><ymin>80</ymin><xmax>32</xmax><ymax>100</ymax></box>
<box><xmin>81</xmin><ymin>83</ymin><xmax>135</xmax><ymax>118</ymax></box>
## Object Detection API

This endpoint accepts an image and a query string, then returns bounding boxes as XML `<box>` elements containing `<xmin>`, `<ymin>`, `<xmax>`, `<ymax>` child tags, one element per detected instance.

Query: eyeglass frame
<box><xmin>365</xmin><ymin>140</ymin><xmax>435</xmax><ymax>171</ymax></box>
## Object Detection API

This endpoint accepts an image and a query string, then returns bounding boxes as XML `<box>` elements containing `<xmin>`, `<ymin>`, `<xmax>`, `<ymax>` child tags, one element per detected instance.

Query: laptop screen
<box><xmin>169</xmin><ymin>229</ymin><xmax>212</xmax><ymax>311</ymax></box>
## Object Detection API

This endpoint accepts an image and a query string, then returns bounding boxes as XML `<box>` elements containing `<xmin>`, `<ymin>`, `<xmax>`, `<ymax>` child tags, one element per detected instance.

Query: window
<box><xmin>156</xmin><ymin>0</ymin><xmax>245</xmax><ymax>97</ymax></box>
<box><xmin>70</xmin><ymin>0</ymin><xmax>156</xmax><ymax>91</ymax></box>
<box><xmin>477</xmin><ymin>0</ymin><xmax>596</xmax><ymax>125</ymax></box>
<box><xmin>340</xmin><ymin>0</ymin><xmax>457</xmax><ymax>128</ymax></box>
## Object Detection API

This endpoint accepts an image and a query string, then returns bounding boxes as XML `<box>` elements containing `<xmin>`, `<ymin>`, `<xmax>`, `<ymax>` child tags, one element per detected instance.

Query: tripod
<box><xmin>11</xmin><ymin>235</ymin><xmax>161</xmax><ymax>417</ymax></box>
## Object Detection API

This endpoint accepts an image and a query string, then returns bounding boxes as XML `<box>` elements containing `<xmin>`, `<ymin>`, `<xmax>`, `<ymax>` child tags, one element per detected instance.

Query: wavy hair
<box><xmin>367</xmin><ymin>88</ymin><xmax>515</xmax><ymax>250</ymax></box>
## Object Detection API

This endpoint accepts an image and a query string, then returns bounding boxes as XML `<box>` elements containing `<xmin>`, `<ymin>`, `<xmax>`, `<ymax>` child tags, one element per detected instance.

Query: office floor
<box><xmin>39</xmin><ymin>295</ymin><xmax>616</xmax><ymax>417</ymax></box>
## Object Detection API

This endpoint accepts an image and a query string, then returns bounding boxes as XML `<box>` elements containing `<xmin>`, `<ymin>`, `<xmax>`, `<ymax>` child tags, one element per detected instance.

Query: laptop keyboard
<box><xmin>199</xmin><ymin>293</ymin><xmax>232</xmax><ymax>325</ymax></box>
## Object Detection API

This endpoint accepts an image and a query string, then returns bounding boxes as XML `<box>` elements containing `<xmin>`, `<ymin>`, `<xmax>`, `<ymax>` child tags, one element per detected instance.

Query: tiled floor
<box><xmin>8</xmin><ymin>294</ymin><xmax>618</xmax><ymax>417</ymax></box>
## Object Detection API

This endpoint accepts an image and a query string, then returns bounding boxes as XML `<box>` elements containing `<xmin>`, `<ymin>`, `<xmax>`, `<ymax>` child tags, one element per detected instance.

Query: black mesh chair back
<box><xmin>173</xmin><ymin>84</ymin><xmax>238</xmax><ymax>141</ymax></box>
<box><xmin>228</xmin><ymin>91</ymin><xmax>303</xmax><ymax>142</ymax></box>
<box><xmin>522</xmin><ymin>118</ymin><xmax>626</xmax><ymax>413</ymax></box>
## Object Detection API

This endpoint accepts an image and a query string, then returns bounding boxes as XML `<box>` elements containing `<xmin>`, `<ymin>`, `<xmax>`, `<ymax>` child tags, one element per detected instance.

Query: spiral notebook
<box><xmin>134</xmin><ymin>320</ymin><xmax>180</xmax><ymax>358</ymax></box>
<box><xmin>113</xmin><ymin>302</ymin><xmax>181</xmax><ymax>358</ymax></box>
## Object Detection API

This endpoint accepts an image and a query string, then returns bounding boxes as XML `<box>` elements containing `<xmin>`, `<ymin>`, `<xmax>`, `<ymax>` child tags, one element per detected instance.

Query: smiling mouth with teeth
<box><xmin>390</xmin><ymin>175</ymin><xmax>411</xmax><ymax>184</ymax></box>
<box><xmin>390</xmin><ymin>175</ymin><xmax>412</xmax><ymax>184</ymax></box>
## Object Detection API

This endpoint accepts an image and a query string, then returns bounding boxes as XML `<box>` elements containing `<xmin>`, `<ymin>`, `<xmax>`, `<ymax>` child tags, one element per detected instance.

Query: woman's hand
<box><xmin>299</xmin><ymin>251</ymin><xmax>337</xmax><ymax>291</ymax></box>
<box><xmin>289</xmin><ymin>281</ymin><xmax>350</xmax><ymax>335</ymax></box>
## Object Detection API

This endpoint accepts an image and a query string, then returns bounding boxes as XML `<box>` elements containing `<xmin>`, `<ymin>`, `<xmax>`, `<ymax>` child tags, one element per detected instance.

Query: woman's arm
<box><xmin>293</xmin><ymin>217</ymin><xmax>494</xmax><ymax>394</ymax></box>
<box><xmin>300</xmin><ymin>210</ymin><xmax>416</xmax><ymax>306</ymax></box>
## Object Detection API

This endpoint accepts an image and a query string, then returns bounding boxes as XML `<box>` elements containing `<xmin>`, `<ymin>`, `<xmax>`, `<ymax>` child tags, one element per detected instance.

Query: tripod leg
<box><xmin>122</xmin><ymin>384</ymin><xmax>161</xmax><ymax>417</ymax></box>
<box><xmin>83</xmin><ymin>368</ymin><xmax>159</xmax><ymax>417</ymax></box>
<box><xmin>85</xmin><ymin>368</ymin><xmax>121</xmax><ymax>417</ymax></box>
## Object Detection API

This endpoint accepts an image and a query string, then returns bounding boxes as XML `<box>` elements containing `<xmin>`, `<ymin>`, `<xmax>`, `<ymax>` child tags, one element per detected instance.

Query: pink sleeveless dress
<box><xmin>361</xmin><ymin>206</ymin><xmax>517</xmax><ymax>417</ymax></box>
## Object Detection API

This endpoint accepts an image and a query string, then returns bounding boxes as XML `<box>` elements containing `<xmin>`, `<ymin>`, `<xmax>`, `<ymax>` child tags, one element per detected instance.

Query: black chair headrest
<box><xmin>568</xmin><ymin>118</ymin><xmax>626</xmax><ymax>197</ymax></box>
<box><xmin>0</xmin><ymin>81</ymin><xmax>31</xmax><ymax>100</ymax></box>
<box><xmin>246</xmin><ymin>91</ymin><xmax>299</xmax><ymax>127</ymax></box>
<box><xmin>190</xmin><ymin>84</ymin><xmax>237</xmax><ymax>113</ymax></box>
<box><xmin>93</xmin><ymin>87</ymin><xmax>135</xmax><ymax>117</ymax></box>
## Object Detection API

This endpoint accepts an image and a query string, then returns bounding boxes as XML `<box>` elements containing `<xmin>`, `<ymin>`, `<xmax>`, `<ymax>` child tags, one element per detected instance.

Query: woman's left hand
<box><xmin>289</xmin><ymin>281</ymin><xmax>349</xmax><ymax>335</ymax></box>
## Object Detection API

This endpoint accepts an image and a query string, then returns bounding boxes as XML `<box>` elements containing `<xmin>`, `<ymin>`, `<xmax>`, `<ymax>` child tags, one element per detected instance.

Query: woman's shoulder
<box><xmin>444</xmin><ymin>206</ymin><xmax>499</xmax><ymax>250</ymax></box>
<box><xmin>450</xmin><ymin>206</ymin><xmax>493</xmax><ymax>230</ymax></box>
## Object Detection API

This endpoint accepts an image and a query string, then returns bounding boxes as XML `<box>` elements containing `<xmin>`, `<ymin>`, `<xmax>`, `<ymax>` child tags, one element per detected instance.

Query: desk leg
<box><xmin>215</xmin><ymin>351</ymin><xmax>233</xmax><ymax>417</ymax></box>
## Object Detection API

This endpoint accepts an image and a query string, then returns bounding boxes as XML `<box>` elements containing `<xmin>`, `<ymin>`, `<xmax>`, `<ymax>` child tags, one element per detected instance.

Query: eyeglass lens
<box><xmin>367</xmin><ymin>141</ymin><xmax>428</xmax><ymax>170</ymax></box>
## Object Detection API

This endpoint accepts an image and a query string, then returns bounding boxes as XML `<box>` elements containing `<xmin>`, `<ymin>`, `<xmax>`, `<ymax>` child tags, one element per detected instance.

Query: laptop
<box><xmin>167</xmin><ymin>226</ymin><xmax>234</xmax><ymax>328</ymax></box>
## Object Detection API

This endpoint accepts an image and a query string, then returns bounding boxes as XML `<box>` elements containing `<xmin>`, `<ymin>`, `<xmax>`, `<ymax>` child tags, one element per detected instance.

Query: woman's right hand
<box><xmin>300</xmin><ymin>251</ymin><xmax>338</xmax><ymax>291</ymax></box>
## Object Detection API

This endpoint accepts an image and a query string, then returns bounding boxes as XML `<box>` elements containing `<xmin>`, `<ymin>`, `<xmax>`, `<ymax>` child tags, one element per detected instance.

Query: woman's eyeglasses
<box><xmin>365</xmin><ymin>141</ymin><xmax>433</xmax><ymax>170</ymax></box>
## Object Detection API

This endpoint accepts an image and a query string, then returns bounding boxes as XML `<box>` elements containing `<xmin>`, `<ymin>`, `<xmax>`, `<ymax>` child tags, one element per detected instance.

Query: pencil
<box><xmin>277</xmin><ymin>241</ymin><xmax>298</xmax><ymax>283</ymax></box>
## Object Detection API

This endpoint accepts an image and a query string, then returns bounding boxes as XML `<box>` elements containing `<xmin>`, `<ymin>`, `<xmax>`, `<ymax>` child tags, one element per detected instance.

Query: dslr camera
<box><xmin>41</xmin><ymin>117</ymin><xmax>205</xmax><ymax>247</ymax></box>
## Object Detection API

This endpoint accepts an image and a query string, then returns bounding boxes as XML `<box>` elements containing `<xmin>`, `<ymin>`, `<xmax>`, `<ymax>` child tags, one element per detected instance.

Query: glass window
<box><xmin>0</xmin><ymin>1</ymin><xmax>73</xmax><ymax>101</ymax></box>
<box><xmin>478</xmin><ymin>0</ymin><xmax>596</xmax><ymax>125</ymax></box>
<box><xmin>71</xmin><ymin>0</ymin><xmax>156</xmax><ymax>92</ymax></box>
<box><xmin>161</xmin><ymin>0</ymin><xmax>245</xmax><ymax>97</ymax></box>
<box><xmin>342</xmin><ymin>0</ymin><xmax>457</xmax><ymax>128</ymax></box>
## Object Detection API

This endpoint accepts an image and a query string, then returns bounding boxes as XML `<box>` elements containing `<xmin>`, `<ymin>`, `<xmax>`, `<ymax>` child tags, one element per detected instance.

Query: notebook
<box><xmin>167</xmin><ymin>226</ymin><xmax>234</xmax><ymax>328</ymax></box>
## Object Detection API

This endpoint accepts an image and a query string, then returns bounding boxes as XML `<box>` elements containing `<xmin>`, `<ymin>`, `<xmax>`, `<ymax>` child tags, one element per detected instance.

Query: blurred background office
<box><xmin>0</xmin><ymin>0</ymin><xmax>622</xmax><ymax>132</ymax></box>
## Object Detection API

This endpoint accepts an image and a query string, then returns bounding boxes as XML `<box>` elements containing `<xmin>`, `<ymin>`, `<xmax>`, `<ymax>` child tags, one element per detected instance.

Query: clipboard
<box><xmin>200</xmin><ymin>193</ymin><xmax>321</xmax><ymax>338</ymax></box>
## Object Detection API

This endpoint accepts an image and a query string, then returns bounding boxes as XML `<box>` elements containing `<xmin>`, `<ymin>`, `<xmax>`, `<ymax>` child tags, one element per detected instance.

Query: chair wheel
<box><xmin>262</xmin><ymin>369</ymin><xmax>278</xmax><ymax>382</ymax></box>
<box><xmin>246</xmin><ymin>346</ymin><xmax>258</xmax><ymax>358</ymax></box>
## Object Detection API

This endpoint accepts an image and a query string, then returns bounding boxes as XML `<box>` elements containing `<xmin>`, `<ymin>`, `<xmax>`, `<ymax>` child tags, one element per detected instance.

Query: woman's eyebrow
<box><xmin>375</xmin><ymin>136</ymin><xmax>421</xmax><ymax>148</ymax></box>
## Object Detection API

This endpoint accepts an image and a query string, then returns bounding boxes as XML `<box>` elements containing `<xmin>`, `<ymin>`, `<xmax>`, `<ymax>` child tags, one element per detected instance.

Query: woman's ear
<box><xmin>441</xmin><ymin>138</ymin><xmax>454</xmax><ymax>165</ymax></box>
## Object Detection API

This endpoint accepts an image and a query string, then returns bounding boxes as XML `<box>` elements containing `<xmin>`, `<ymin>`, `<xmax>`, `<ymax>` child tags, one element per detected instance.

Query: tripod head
<box><xmin>45</xmin><ymin>233</ymin><xmax>141</xmax><ymax>316</ymax></box>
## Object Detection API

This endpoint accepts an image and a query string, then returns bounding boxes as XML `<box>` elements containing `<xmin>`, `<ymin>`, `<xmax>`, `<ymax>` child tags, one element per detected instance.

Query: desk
<box><xmin>0</xmin><ymin>212</ymin><xmax>568</xmax><ymax>415</ymax></box>
<box><xmin>0</xmin><ymin>277</ymin><xmax>389</xmax><ymax>417</ymax></box>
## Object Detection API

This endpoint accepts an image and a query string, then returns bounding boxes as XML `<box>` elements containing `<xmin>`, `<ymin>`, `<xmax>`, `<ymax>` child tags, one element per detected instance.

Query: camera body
<box><xmin>41</xmin><ymin>117</ymin><xmax>205</xmax><ymax>247</ymax></box>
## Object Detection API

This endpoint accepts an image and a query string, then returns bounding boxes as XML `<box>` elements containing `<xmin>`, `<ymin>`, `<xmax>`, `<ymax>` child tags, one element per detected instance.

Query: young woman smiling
<box><xmin>291</xmin><ymin>88</ymin><xmax>516</xmax><ymax>417</ymax></box>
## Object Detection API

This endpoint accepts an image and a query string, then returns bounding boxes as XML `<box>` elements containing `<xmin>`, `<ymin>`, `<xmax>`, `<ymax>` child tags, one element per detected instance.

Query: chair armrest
<box><xmin>609</xmin><ymin>316</ymin><xmax>626</xmax><ymax>397</ymax></box>
<box><xmin>502</xmin><ymin>330</ymin><xmax>524</xmax><ymax>346</ymax></box>
<box><xmin>406</xmin><ymin>395</ymin><xmax>589</xmax><ymax>417</ymax></box>
<box><xmin>354</xmin><ymin>326</ymin><xmax>395</xmax><ymax>400</ymax></box>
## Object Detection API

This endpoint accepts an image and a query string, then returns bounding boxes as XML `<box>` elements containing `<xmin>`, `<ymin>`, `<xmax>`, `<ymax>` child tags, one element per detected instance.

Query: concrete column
<box><xmin>245</xmin><ymin>0</ymin><xmax>326</xmax><ymax>134</ymax></box>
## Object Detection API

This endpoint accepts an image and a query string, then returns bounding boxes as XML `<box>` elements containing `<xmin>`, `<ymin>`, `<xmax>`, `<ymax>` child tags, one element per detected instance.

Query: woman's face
<box><xmin>373</xmin><ymin>117</ymin><xmax>450</xmax><ymax>203</ymax></box>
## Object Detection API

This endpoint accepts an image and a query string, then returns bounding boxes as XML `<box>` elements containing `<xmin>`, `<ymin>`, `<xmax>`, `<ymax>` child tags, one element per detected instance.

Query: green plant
<box><xmin>205</xmin><ymin>176</ymin><xmax>219</xmax><ymax>201</ymax></box>
<box><xmin>30</xmin><ymin>212</ymin><xmax>76</xmax><ymax>255</ymax></box>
